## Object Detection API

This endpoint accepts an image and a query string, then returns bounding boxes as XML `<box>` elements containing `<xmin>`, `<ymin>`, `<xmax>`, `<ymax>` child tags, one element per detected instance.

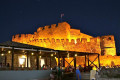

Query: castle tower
<box><xmin>100</xmin><ymin>35</ymin><xmax>116</xmax><ymax>56</ymax></box>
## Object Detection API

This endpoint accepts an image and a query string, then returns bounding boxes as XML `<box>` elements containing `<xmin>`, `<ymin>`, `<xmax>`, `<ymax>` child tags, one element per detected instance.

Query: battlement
<box><xmin>12</xmin><ymin>22</ymin><xmax>116</xmax><ymax>55</ymax></box>
<box><xmin>12</xmin><ymin>35</ymin><xmax>100</xmax><ymax>44</ymax></box>
<box><xmin>23</xmin><ymin>38</ymin><xmax>101</xmax><ymax>53</ymax></box>
<box><xmin>37</xmin><ymin>22</ymin><xmax>71</xmax><ymax>32</ymax></box>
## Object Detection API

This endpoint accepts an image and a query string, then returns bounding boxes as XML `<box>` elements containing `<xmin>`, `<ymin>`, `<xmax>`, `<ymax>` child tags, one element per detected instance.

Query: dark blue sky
<box><xmin>0</xmin><ymin>0</ymin><xmax>120</xmax><ymax>52</ymax></box>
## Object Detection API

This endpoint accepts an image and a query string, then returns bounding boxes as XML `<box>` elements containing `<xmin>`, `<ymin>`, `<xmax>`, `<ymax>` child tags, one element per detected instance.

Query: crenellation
<box><xmin>76</xmin><ymin>38</ymin><xmax>80</xmax><ymax>43</ymax></box>
<box><xmin>93</xmin><ymin>38</ymin><xmax>97</xmax><ymax>43</ymax></box>
<box><xmin>43</xmin><ymin>39</ymin><xmax>46</xmax><ymax>42</ymax></box>
<box><xmin>15</xmin><ymin>34</ymin><xmax>20</xmax><ymax>38</ymax></box>
<box><xmin>46</xmin><ymin>38</ymin><xmax>50</xmax><ymax>43</ymax></box>
<box><xmin>71</xmin><ymin>39</ymin><xmax>75</xmax><ymax>44</ymax></box>
<box><xmin>61</xmin><ymin>39</ymin><xmax>65</xmax><ymax>43</ymax></box>
<box><xmin>56</xmin><ymin>39</ymin><xmax>60</xmax><ymax>43</ymax></box>
<box><xmin>51</xmin><ymin>24</ymin><xmax>57</xmax><ymax>28</ymax></box>
<box><xmin>51</xmin><ymin>38</ymin><xmax>55</xmax><ymax>43</ymax></box>
<box><xmin>39</xmin><ymin>39</ymin><xmax>42</xmax><ymax>42</ymax></box>
<box><xmin>12</xmin><ymin>35</ymin><xmax>15</xmax><ymax>41</ymax></box>
<box><xmin>44</xmin><ymin>25</ymin><xmax>50</xmax><ymax>30</ymax></box>
<box><xmin>34</xmin><ymin>32</ymin><xmax>37</xmax><ymax>35</ymax></box>
<box><xmin>36</xmin><ymin>39</ymin><xmax>38</xmax><ymax>42</ymax></box>
<box><xmin>66</xmin><ymin>39</ymin><xmax>69</xmax><ymax>43</ymax></box>
<box><xmin>21</xmin><ymin>34</ymin><xmax>25</xmax><ymax>38</ymax></box>
<box><xmin>81</xmin><ymin>38</ymin><xmax>87</xmax><ymax>43</ymax></box>
<box><xmin>37</xmin><ymin>27</ymin><xmax>43</xmax><ymax>32</ymax></box>
<box><xmin>12</xmin><ymin>22</ymin><xmax>116</xmax><ymax>56</ymax></box>
<box><xmin>90</xmin><ymin>38</ymin><xmax>96</xmax><ymax>43</ymax></box>
<box><xmin>57</xmin><ymin>22</ymin><xmax>71</xmax><ymax>30</ymax></box>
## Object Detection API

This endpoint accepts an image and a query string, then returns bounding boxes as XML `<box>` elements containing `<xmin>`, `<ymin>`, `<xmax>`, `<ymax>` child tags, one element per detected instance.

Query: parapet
<box><xmin>36</xmin><ymin>22</ymin><xmax>71</xmax><ymax>33</ymax></box>
<box><xmin>77</xmin><ymin>38</ymin><xmax>80</xmax><ymax>43</ymax></box>
<box><xmin>90</xmin><ymin>38</ymin><xmax>97</xmax><ymax>43</ymax></box>
<box><xmin>56</xmin><ymin>39</ymin><xmax>60</xmax><ymax>43</ymax></box>
<box><xmin>44</xmin><ymin>25</ymin><xmax>50</xmax><ymax>30</ymax></box>
<box><xmin>51</xmin><ymin>24</ymin><xmax>57</xmax><ymax>28</ymax></box>
<box><xmin>15</xmin><ymin>34</ymin><xmax>20</xmax><ymax>38</ymax></box>
<box><xmin>81</xmin><ymin>38</ymin><xmax>87</xmax><ymax>43</ymax></box>
<box><xmin>21</xmin><ymin>34</ymin><xmax>26</xmax><ymax>38</ymax></box>
<box><xmin>71</xmin><ymin>39</ymin><xmax>75</xmax><ymax>43</ymax></box>
<box><xmin>58</xmin><ymin>22</ymin><xmax>71</xmax><ymax>29</ymax></box>
<box><xmin>37</xmin><ymin>27</ymin><xmax>43</xmax><ymax>32</ymax></box>
<box><xmin>101</xmin><ymin>35</ymin><xmax>115</xmax><ymax>41</ymax></box>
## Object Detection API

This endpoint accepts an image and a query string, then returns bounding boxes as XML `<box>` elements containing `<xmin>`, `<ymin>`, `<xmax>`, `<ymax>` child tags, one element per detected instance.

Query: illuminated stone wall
<box><xmin>100</xmin><ymin>35</ymin><xmax>116</xmax><ymax>56</ymax></box>
<box><xmin>12</xmin><ymin>22</ymin><xmax>103</xmax><ymax>54</ymax></box>
<box><xmin>12</xmin><ymin>22</ymin><xmax>117</xmax><ymax>67</ymax></box>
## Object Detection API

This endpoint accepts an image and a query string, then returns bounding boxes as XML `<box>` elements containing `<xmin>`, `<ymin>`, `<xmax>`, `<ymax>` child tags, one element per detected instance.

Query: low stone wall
<box><xmin>99</xmin><ymin>68</ymin><xmax>120</xmax><ymax>78</ymax></box>
<box><xmin>97</xmin><ymin>68</ymin><xmax>120</xmax><ymax>80</ymax></box>
<box><xmin>0</xmin><ymin>70</ymin><xmax>52</xmax><ymax>80</ymax></box>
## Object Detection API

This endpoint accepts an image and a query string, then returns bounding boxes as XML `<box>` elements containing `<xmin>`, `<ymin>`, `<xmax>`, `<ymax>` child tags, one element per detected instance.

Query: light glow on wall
<box><xmin>51</xmin><ymin>54</ymin><xmax>53</xmax><ymax>56</ymax></box>
<box><xmin>12</xmin><ymin>22</ymin><xmax>117</xmax><ymax>68</ymax></box>
<box><xmin>22</xmin><ymin>55</ymin><xmax>26</xmax><ymax>58</ymax></box>
<box><xmin>75</xmin><ymin>54</ymin><xmax>77</xmax><ymax>57</ymax></box>
<box><xmin>40</xmin><ymin>59</ymin><xmax>45</xmax><ymax>67</ymax></box>
<box><xmin>67</xmin><ymin>53</ymin><xmax>69</xmax><ymax>58</ymax></box>
<box><xmin>19</xmin><ymin>58</ymin><xmax>25</xmax><ymax>65</ymax></box>
<box><xmin>19</xmin><ymin>55</ymin><xmax>27</xmax><ymax>67</ymax></box>
<box><xmin>8</xmin><ymin>51</ymin><xmax>11</xmax><ymax>53</ymax></box>
<box><xmin>40</xmin><ymin>56</ymin><xmax>41</xmax><ymax>58</ymax></box>
<box><xmin>31</xmin><ymin>53</ymin><xmax>34</xmax><ymax>55</ymax></box>
<box><xmin>1</xmin><ymin>54</ymin><xmax>4</xmax><ymax>56</ymax></box>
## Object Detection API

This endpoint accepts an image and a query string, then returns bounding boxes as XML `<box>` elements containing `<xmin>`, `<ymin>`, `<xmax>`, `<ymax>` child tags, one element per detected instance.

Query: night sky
<box><xmin>0</xmin><ymin>0</ymin><xmax>120</xmax><ymax>53</ymax></box>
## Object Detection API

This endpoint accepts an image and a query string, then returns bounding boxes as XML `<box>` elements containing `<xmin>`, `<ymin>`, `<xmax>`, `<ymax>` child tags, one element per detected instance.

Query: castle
<box><xmin>12</xmin><ymin>22</ymin><xmax>119</xmax><ymax>67</ymax></box>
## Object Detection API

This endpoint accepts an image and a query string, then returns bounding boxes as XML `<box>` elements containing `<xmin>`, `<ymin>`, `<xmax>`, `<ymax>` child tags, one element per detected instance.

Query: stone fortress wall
<box><xmin>12</xmin><ymin>22</ymin><xmax>118</xmax><ymax>67</ymax></box>
<box><xmin>12</xmin><ymin>22</ymin><xmax>116</xmax><ymax>56</ymax></box>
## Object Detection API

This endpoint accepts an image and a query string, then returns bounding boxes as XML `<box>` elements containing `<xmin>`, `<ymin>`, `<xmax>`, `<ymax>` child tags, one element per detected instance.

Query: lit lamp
<box><xmin>1</xmin><ymin>54</ymin><xmax>4</xmax><ymax>56</ymax></box>
<box><xmin>67</xmin><ymin>53</ymin><xmax>69</xmax><ymax>59</ymax></box>
<box><xmin>55</xmin><ymin>52</ymin><xmax>56</xmax><ymax>55</ymax></box>
<box><xmin>31</xmin><ymin>53</ymin><xmax>34</xmax><ymax>55</ymax></box>
<box><xmin>75</xmin><ymin>54</ymin><xmax>77</xmax><ymax>57</ymax></box>
<box><xmin>51</xmin><ymin>54</ymin><xmax>53</xmax><ymax>57</ymax></box>
<box><xmin>40</xmin><ymin>56</ymin><xmax>41</xmax><ymax>58</ymax></box>
<box><xmin>21</xmin><ymin>55</ymin><xmax>26</xmax><ymax>58</ymax></box>
<box><xmin>8</xmin><ymin>51</ymin><xmax>11</xmax><ymax>54</ymax></box>
<box><xmin>55</xmin><ymin>56</ymin><xmax>56</xmax><ymax>59</ymax></box>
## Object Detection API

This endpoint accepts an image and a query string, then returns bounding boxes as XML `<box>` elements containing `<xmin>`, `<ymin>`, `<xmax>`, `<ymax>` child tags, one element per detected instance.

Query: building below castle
<box><xmin>12</xmin><ymin>22</ymin><xmax>120</xmax><ymax>67</ymax></box>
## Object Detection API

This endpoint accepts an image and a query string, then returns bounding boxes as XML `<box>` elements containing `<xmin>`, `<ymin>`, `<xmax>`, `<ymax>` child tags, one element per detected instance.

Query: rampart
<box><xmin>12</xmin><ymin>34</ymin><xmax>101</xmax><ymax>54</ymax></box>
<box><xmin>12</xmin><ymin>22</ymin><xmax>116</xmax><ymax>56</ymax></box>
